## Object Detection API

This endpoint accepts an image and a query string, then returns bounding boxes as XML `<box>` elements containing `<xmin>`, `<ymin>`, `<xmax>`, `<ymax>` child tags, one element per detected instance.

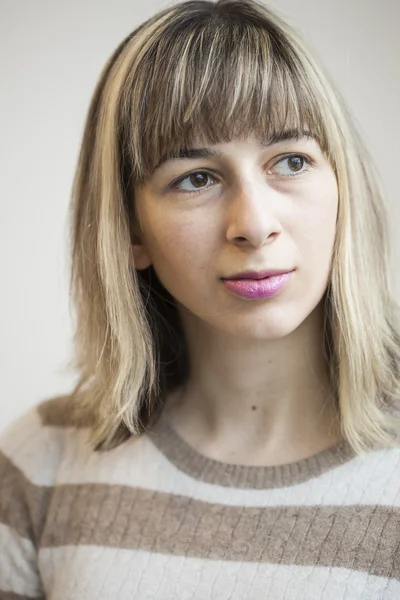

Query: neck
<box><xmin>165</xmin><ymin>301</ymin><xmax>342</xmax><ymax>466</ymax></box>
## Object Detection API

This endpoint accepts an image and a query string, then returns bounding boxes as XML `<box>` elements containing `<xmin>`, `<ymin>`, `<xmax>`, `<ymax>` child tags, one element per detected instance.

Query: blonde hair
<box><xmin>65</xmin><ymin>0</ymin><xmax>400</xmax><ymax>452</ymax></box>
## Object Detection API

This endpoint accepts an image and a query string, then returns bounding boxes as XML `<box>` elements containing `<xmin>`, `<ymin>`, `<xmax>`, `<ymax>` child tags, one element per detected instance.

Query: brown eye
<box><xmin>287</xmin><ymin>156</ymin><xmax>304</xmax><ymax>172</ymax></box>
<box><xmin>270</xmin><ymin>154</ymin><xmax>311</xmax><ymax>178</ymax></box>
<box><xmin>189</xmin><ymin>173</ymin><xmax>209</xmax><ymax>188</ymax></box>
<box><xmin>171</xmin><ymin>171</ymin><xmax>217</xmax><ymax>193</ymax></box>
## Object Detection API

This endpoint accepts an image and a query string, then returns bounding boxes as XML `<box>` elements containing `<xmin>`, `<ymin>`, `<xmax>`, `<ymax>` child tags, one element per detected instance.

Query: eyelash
<box><xmin>169</xmin><ymin>154</ymin><xmax>314</xmax><ymax>195</ymax></box>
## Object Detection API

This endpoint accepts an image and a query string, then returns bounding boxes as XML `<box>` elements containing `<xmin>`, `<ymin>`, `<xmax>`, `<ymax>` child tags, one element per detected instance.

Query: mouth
<box><xmin>221</xmin><ymin>270</ymin><xmax>294</xmax><ymax>300</ymax></box>
<box><xmin>221</xmin><ymin>269</ymin><xmax>293</xmax><ymax>281</ymax></box>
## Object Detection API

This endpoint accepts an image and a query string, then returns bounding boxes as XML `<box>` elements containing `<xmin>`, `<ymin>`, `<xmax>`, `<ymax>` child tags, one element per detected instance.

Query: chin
<box><xmin>214</xmin><ymin>307</ymin><xmax>305</xmax><ymax>341</ymax></box>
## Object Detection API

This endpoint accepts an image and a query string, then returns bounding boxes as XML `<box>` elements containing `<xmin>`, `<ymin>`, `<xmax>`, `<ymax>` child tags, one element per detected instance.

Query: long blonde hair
<box><xmin>65</xmin><ymin>0</ymin><xmax>400</xmax><ymax>452</ymax></box>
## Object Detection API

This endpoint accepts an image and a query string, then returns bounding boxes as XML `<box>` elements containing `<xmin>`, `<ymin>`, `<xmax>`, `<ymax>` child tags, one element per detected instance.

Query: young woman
<box><xmin>1</xmin><ymin>0</ymin><xmax>399</xmax><ymax>598</ymax></box>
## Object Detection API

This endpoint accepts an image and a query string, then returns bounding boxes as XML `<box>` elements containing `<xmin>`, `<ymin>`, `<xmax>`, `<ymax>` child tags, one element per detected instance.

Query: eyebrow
<box><xmin>153</xmin><ymin>129</ymin><xmax>314</xmax><ymax>172</ymax></box>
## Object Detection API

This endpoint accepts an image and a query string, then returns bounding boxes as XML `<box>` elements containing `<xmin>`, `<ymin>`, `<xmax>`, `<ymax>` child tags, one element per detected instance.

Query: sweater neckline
<box><xmin>148</xmin><ymin>409</ymin><xmax>356</xmax><ymax>489</ymax></box>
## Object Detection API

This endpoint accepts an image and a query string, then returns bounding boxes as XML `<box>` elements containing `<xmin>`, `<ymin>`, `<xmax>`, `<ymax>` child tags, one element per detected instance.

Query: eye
<box><xmin>170</xmin><ymin>171</ymin><xmax>217</xmax><ymax>194</ymax></box>
<box><xmin>269</xmin><ymin>154</ymin><xmax>312</xmax><ymax>178</ymax></box>
<box><xmin>168</xmin><ymin>153</ymin><xmax>313</xmax><ymax>195</ymax></box>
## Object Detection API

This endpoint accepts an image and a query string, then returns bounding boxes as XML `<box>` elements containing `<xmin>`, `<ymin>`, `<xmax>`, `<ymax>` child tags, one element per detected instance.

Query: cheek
<box><xmin>146</xmin><ymin>214</ymin><xmax>216</xmax><ymax>282</ymax></box>
<box><xmin>303</xmin><ymin>204</ymin><xmax>337</xmax><ymax>248</ymax></box>
<box><xmin>293</xmin><ymin>185</ymin><xmax>338</xmax><ymax>287</ymax></box>
<box><xmin>295</xmin><ymin>174</ymin><xmax>338</xmax><ymax>247</ymax></box>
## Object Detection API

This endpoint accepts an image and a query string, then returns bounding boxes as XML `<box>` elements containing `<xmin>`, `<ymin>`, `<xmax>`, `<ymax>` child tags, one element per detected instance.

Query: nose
<box><xmin>225</xmin><ymin>178</ymin><xmax>283</xmax><ymax>248</ymax></box>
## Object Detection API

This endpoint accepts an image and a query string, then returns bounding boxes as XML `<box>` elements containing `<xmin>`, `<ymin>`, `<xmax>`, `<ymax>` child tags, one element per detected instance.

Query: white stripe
<box><xmin>1</xmin><ymin>409</ymin><xmax>400</xmax><ymax>508</ymax></box>
<box><xmin>0</xmin><ymin>409</ymin><xmax>73</xmax><ymax>487</ymax></box>
<box><xmin>0</xmin><ymin>523</ymin><xmax>43</xmax><ymax>597</ymax></box>
<box><xmin>38</xmin><ymin>545</ymin><xmax>399</xmax><ymax>600</ymax></box>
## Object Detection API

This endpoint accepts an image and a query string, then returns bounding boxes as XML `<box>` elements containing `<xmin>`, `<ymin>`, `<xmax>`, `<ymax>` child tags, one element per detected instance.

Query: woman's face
<box><xmin>132</xmin><ymin>132</ymin><xmax>338</xmax><ymax>339</ymax></box>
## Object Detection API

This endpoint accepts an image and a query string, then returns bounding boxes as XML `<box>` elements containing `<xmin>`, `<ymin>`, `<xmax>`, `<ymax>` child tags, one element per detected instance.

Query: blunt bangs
<box><xmin>120</xmin><ymin>4</ymin><xmax>334</xmax><ymax>186</ymax></box>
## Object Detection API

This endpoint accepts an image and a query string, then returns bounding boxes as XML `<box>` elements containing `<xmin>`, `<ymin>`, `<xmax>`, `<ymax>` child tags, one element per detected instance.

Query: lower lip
<box><xmin>222</xmin><ymin>272</ymin><xmax>293</xmax><ymax>299</ymax></box>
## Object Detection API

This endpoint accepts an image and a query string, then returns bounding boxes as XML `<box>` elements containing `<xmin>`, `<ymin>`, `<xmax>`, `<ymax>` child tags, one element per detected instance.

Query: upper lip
<box><xmin>221</xmin><ymin>269</ymin><xmax>293</xmax><ymax>280</ymax></box>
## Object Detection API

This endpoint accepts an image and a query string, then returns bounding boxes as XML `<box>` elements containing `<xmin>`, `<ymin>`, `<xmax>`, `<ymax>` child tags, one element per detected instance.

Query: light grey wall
<box><xmin>1</xmin><ymin>0</ymin><xmax>399</xmax><ymax>431</ymax></box>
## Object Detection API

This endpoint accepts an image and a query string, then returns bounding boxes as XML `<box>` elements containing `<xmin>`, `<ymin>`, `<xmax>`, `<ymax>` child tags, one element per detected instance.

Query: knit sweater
<box><xmin>0</xmin><ymin>396</ymin><xmax>399</xmax><ymax>600</ymax></box>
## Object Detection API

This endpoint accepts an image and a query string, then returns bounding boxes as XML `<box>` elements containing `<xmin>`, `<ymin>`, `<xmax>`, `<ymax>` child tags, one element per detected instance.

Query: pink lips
<box><xmin>221</xmin><ymin>270</ymin><xmax>293</xmax><ymax>299</ymax></box>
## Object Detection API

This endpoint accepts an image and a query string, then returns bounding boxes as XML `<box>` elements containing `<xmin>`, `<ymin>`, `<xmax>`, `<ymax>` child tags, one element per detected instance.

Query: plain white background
<box><xmin>1</xmin><ymin>0</ymin><xmax>399</xmax><ymax>432</ymax></box>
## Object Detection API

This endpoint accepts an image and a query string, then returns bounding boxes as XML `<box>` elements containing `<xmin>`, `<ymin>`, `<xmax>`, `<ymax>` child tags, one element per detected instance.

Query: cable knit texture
<box><xmin>0</xmin><ymin>396</ymin><xmax>399</xmax><ymax>599</ymax></box>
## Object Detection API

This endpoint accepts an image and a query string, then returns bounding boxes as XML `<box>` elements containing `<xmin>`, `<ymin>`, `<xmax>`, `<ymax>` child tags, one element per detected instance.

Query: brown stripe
<box><xmin>37</xmin><ymin>395</ymin><xmax>94</xmax><ymax>428</ymax></box>
<box><xmin>39</xmin><ymin>483</ymin><xmax>399</xmax><ymax>579</ymax></box>
<box><xmin>0</xmin><ymin>593</ymin><xmax>45</xmax><ymax>600</ymax></box>
<box><xmin>0</xmin><ymin>452</ymin><xmax>51</xmax><ymax>544</ymax></box>
<box><xmin>148</xmin><ymin>410</ymin><xmax>357</xmax><ymax>488</ymax></box>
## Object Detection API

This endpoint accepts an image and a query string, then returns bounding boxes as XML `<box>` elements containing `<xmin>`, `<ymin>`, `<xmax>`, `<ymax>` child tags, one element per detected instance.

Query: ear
<box><xmin>130</xmin><ymin>237</ymin><xmax>152</xmax><ymax>271</ymax></box>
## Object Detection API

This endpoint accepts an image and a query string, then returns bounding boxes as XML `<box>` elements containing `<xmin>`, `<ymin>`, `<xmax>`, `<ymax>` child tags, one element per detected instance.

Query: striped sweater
<box><xmin>0</xmin><ymin>396</ymin><xmax>399</xmax><ymax>600</ymax></box>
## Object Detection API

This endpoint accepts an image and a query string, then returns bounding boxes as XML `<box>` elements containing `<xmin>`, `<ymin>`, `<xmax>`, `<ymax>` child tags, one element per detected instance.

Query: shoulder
<box><xmin>0</xmin><ymin>394</ymin><xmax>161</xmax><ymax>494</ymax></box>
<box><xmin>0</xmin><ymin>394</ymin><xmax>92</xmax><ymax>489</ymax></box>
<box><xmin>0</xmin><ymin>394</ymin><xmax>94</xmax><ymax>569</ymax></box>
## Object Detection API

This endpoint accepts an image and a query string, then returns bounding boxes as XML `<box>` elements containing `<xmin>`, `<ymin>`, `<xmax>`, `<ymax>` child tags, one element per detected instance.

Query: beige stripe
<box><xmin>38</xmin><ymin>547</ymin><xmax>400</xmax><ymax>600</ymax></box>
<box><xmin>32</xmin><ymin>483</ymin><xmax>398</xmax><ymax>579</ymax></box>
<box><xmin>5</xmin><ymin>536</ymin><xmax>397</xmax><ymax>599</ymax></box>
<box><xmin>0</xmin><ymin>523</ymin><xmax>43</xmax><ymax>599</ymax></box>
<box><xmin>0</xmin><ymin>452</ymin><xmax>51</xmax><ymax>542</ymax></box>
